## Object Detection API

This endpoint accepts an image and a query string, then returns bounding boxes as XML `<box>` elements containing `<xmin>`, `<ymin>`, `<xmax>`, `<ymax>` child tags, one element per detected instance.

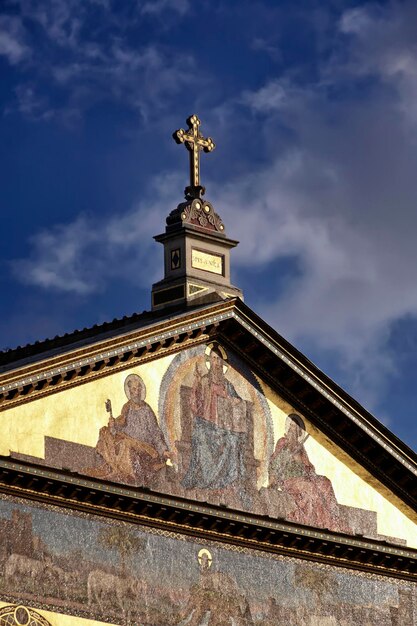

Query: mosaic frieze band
<box><xmin>0</xmin><ymin>494</ymin><xmax>415</xmax><ymax>626</ymax></box>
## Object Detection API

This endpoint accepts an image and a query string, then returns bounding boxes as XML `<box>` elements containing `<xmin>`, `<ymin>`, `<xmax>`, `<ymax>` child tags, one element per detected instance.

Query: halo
<box><xmin>197</xmin><ymin>548</ymin><xmax>213</xmax><ymax>567</ymax></box>
<box><xmin>285</xmin><ymin>413</ymin><xmax>309</xmax><ymax>444</ymax></box>
<box><xmin>124</xmin><ymin>374</ymin><xmax>146</xmax><ymax>401</ymax></box>
<box><xmin>205</xmin><ymin>342</ymin><xmax>228</xmax><ymax>373</ymax></box>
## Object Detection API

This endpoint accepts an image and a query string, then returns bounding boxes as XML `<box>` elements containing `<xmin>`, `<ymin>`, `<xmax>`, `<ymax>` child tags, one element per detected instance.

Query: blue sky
<box><xmin>1</xmin><ymin>0</ymin><xmax>417</xmax><ymax>451</ymax></box>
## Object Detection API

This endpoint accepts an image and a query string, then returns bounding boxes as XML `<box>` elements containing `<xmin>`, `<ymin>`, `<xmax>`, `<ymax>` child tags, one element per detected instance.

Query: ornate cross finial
<box><xmin>173</xmin><ymin>114</ymin><xmax>215</xmax><ymax>200</ymax></box>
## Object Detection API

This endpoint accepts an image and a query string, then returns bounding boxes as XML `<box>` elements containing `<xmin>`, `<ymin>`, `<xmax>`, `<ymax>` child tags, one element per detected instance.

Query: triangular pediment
<box><xmin>0</xmin><ymin>300</ymin><xmax>416</xmax><ymax>557</ymax></box>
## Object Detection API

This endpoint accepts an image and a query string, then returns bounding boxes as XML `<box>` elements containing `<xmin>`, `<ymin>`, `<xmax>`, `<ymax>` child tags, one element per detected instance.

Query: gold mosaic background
<box><xmin>1</xmin><ymin>343</ymin><xmax>416</xmax><ymax>546</ymax></box>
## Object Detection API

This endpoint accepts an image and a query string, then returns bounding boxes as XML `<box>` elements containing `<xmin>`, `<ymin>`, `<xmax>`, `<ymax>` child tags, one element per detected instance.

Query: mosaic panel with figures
<box><xmin>4</xmin><ymin>343</ymin><xmax>416</xmax><ymax>545</ymax></box>
<box><xmin>0</xmin><ymin>495</ymin><xmax>415</xmax><ymax>626</ymax></box>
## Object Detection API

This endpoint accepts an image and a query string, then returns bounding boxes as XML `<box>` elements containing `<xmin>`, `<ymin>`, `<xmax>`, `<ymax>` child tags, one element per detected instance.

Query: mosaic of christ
<box><xmin>159</xmin><ymin>343</ymin><xmax>274</xmax><ymax>508</ymax></box>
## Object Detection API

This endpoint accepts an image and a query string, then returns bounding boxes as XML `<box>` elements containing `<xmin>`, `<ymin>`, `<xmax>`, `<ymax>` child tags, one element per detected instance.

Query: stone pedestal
<box><xmin>152</xmin><ymin>197</ymin><xmax>242</xmax><ymax>310</ymax></box>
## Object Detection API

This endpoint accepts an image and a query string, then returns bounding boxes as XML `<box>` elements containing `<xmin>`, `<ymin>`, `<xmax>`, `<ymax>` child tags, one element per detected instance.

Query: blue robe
<box><xmin>182</xmin><ymin>381</ymin><xmax>247</xmax><ymax>490</ymax></box>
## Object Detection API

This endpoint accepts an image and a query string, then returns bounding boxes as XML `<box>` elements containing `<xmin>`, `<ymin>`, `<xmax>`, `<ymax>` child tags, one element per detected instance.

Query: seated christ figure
<box><xmin>182</xmin><ymin>346</ymin><xmax>247</xmax><ymax>491</ymax></box>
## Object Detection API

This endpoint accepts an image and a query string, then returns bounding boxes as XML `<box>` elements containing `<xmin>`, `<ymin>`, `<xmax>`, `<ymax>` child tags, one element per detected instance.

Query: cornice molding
<box><xmin>0</xmin><ymin>457</ymin><xmax>415</xmax><ymax>582</ymax></box>
<box><xmin>0</xmin><ymin>301</ymin><xmax>235</xmax><ymax>408</ymax></box>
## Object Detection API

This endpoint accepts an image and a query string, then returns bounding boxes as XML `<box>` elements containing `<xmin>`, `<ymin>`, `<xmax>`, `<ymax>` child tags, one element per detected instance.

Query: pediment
<box><xmin>0</xmin><ymin>300</ymin><xmax>416</xmax><ymax>552</ymax></box>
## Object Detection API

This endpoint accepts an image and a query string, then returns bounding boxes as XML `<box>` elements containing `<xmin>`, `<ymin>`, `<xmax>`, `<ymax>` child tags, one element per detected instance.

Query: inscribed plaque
<box><xmin>191</xmin><ymin>248</ymin><xmax>223</xmax><ymax>275</ymax></box>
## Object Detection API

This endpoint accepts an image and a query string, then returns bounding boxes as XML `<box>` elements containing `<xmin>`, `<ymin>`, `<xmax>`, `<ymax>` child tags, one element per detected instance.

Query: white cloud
<box><xmin>3</xmin><ymin>1</ymin><xmax>195</xmax><ymax>121</ymax></box>
<box><xmin>251</xmin><ymin>37</ymin><xmax>281</xmax><ymax>62</ymax></box>
<box><xmin>242</xmin><ymin>80</ymin><xmax>288</xmax><ymax>113</ymax></box>
<box><xmin>339</xmin><ymin>6</ymin><xmax>376</xmax><ymax>35</ymax></box>
<box><xmin>140</xmin><ymin>0</ymin><xmax>190</xmax><ymax>16</ymax></box>
<box><xmin>19</xmin><ymin>0</ymin><xmax>83</xmax><ymax>48</ymax></box>
<box><xmin>0</xmin><ymin>16</ymin><xmax>30</xmax><ymax>65</ymax></box>
<box><xmin>13</xmin><ymin>217</ymin><xmax>101</xmax><ymax>295</ymax></box>
<box><xmin>11</xmin><ymin>173</ymin><xmax>182</xmax><ymax>294</ymax></box>
<box><xmin>334</xmin><ymin>2</ymin><xmax>417</xmax><ymax>125</ymax></box>
<box><xmin>46</xmin><ymin>40</ymin><xmax>195</xmax><ymax>121</ymax></box>
<box><xmin>207</xmin><ymin>1</ymin><xmax>417</xmax><ymax>410</ymax></box>
<box><xmin>14</xmin><ymin>84</ymin><xmax>54</xmax><ymax>120</ymax></box>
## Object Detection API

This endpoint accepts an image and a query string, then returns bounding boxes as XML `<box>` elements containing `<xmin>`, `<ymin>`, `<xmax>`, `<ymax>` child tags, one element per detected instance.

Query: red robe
<box><xmin>269</xmin><ymin>436</ymin><xmax>350</xmax><ymax>533</ymax></box>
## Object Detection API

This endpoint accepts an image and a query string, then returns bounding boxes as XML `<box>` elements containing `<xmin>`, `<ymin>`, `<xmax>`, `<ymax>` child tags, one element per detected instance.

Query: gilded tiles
<box><xmin>0</xmin><ymin>602</ymin><xmax>118</xmax><ymax>626</ymax></box>
<box><xmin>2</xmin><ymin>343</ymin><xmax>417</xmax><ymax>545</ymax></box>
<box><xmin>0</xmin><ymin>495</ymin><xmax>415</xmax><ymax>626</ymax></box>
<box><xmin>0</xmin><ymin>604</ymin><xmax>51</xmax><ymax>626</ymax></box>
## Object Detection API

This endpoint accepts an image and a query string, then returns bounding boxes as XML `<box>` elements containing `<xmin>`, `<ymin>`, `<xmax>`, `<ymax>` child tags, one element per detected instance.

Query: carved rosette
<box><xmin>167</xmin><ymin>198</ymin><xmax>225</xmax><ymax>234</ymax></box>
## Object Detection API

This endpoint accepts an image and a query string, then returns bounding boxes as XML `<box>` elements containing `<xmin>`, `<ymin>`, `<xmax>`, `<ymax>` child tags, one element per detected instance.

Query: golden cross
<box><xmin>173</xmin><ymin>114</ymin><xmax>215</xmax><ymax>199</ymax></box>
